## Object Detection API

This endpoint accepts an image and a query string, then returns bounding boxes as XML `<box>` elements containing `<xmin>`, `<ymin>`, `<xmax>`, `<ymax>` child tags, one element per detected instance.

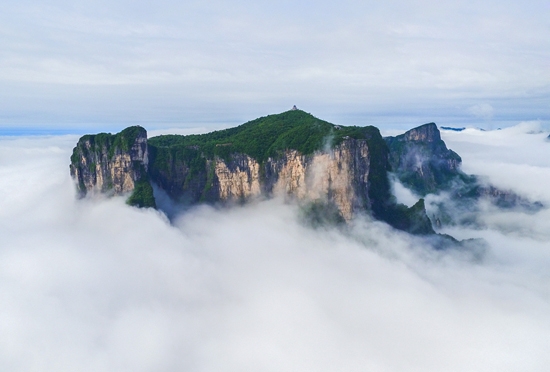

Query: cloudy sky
<box><xmin>1</xmin><ymin>0</ymin><xmax>549</xmax><ymax>133</ymax></box>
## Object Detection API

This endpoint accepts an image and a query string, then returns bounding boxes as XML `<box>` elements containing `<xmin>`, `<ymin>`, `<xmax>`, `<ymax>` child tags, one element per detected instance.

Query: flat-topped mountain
<box><xmin>70</xmin><ymin>110</ymin><xmax>528</xmax><ymax>235</ymax></box>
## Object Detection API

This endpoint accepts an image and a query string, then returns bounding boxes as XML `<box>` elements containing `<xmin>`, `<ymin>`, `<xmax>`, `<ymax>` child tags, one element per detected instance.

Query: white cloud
<box><xmin>390</xmin><ymin>173</ymin><xmax>420</xmax><ymax>207</ymax></box>
<box><xmin>467</xmin><ymin>103</ymin><xmax>494</xmax><ymax>120</ymax></box>
<box><xmin>0</xmin><ymin>1</ymin><xmax>548</xmax><ymax>128</ymax></box>
<box><xmin>441</xmin><ymin>122</ymin><xmax>550</xmax><ymax>203</ymax></box>
<box><xmin>1</xmin><ymin>124</ymin><xmax>550</xmax><ymax>371</ymax></box>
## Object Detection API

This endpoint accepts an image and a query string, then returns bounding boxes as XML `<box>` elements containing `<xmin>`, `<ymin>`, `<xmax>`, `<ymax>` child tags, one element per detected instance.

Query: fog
<box><xmin>1</xmin><ymin>125</ymin><xmax>549</xmax><ymax>371</ymax></box>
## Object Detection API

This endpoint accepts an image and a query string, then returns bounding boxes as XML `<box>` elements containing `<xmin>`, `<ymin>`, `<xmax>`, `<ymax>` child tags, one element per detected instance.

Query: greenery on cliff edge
<box><xmin>71</xmin><ymin>126</ymin><xmax>146</xmax><ymax>164</ymax></box>
<box><xmin>148</xmin><ymin>110</ymin><xmax>381</xmax><ymax>164</ymax></box>
<box><xmin>126</xmin><ymin>180</ymin><xmax>156</xmax><ymax>208</ymax></box>
<box><xmin>146</xmin><ymin>110</ymin><xmax>388</xmax><ymax>196</ymax></box>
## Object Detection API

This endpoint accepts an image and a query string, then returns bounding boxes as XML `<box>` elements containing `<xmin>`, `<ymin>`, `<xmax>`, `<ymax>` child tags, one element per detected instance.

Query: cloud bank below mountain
<box><xmin>0</xmin><ymin>124</ymin><xmax>549</xmax><ymax>371</ymax></box>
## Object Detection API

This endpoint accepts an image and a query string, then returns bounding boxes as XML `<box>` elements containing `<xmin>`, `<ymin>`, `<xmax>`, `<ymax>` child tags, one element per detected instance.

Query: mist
<box><xmin>1</xmin><ymin>125</ymin><xmax>549</xmax><ymax>371</ymax></box>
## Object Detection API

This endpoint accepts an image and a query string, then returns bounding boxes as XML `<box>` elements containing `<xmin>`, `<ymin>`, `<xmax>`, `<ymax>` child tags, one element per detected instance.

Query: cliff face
<box><xmin>214</xmin><ymin>154</ymin><xmax>261</xmax><ymax>201</ymax></box>
<box><xmin>385</xmin><ymin>123</ymin><xmax>463</xmax><ymax>195</ymax></box>
<box><xmin>260</xmin><ymin>138</ymin><xmax>371</xmax><ymax>220</ymax></box>
<box><xmin>69</xmin><ymin>126</ymin><xmax>155</xmax><ymax>207</ymax></box>
<box><xmin>150</xmin><ymin>138</ymin><xmax>375</xmax><ymax>221</ymax></box>
<box><xmin>69</xmin><ymin>112</ymin><xmax>436</xmax><ymax>234</ymax></box>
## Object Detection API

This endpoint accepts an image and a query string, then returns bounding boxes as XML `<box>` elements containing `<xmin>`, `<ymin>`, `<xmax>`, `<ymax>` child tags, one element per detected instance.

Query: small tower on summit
<box><xmin>291</xmin><ymin>105</ymin><xmax>298</xmax><ymax>111</ymax></box>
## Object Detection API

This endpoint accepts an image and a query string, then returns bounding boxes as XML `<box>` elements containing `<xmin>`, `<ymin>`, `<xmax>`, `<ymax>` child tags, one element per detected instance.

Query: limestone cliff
<box><xmin>149</xmin><ymin>138</ymin><xmax>379</xmax><ymax>221</ymax></box>
<box><xmin>69</xmin><ymin>126</ymin><xmax>155</xmax><ymax>207</ymax></box>
<box><xmin>69</xmin><ymin>111</ymin><xmax>435</xmax><ymax>234</ymax></box>
<box><xmin>262</xmin><ymin>139</ymin><xmax>371</xmax><ymax>220</ymax></box>
<box><xmin>214</xmin><ymin>154</ymin><xmax>261</xmax><ymax>200</ymax></box>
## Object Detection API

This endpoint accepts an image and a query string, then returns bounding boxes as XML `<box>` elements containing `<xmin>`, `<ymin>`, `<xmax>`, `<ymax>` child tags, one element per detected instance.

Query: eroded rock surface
<box><xmin>70</xmin><ymin>126</ymin><xmax>148</xmax><ymax>197</ymax></box>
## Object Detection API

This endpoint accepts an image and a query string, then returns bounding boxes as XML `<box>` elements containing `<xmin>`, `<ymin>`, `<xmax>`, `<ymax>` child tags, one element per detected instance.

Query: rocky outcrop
<box><xmin>214</xmin><ymin>154</ymin><xmax>261</xmax><ymax>200</ymax></box>
<box><xmin>69</xmin><ymin>119</ymin><xmax>435</xmax><ymax>235</ymax></box>
<box><xmin>384</xmin><ymin>123</ymin><xmax>543</xmax><ymax>222</ymax></box>
<box><xmin>385</xmin><ymin>199</ymin><xmax>435</xmax><ymax>235</ymax></box>
<box><xmin>261</xmin><ymin>139</ymin><xmax>371</xmax><ymax>220</ymax></box>
<box><xmin>455</xmin><ymin>182</ymin><xmax>543</xmax><ymax>211</ymax></box>
<box><xmin>385</xmin><ymin>123</ymin><xmax>463</xmax><ymax>195</ymax></box>
<box><xmin>69</xmin><ymin>126</ymin><xmax>155</xmax><ymax>207</ymax></box>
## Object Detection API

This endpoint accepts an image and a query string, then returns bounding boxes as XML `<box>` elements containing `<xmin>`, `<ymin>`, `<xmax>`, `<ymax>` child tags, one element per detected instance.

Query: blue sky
<box><xmin>1</xmin><ymin>0</ymin><xmax>549</xmax><ymax>133</ymax></box>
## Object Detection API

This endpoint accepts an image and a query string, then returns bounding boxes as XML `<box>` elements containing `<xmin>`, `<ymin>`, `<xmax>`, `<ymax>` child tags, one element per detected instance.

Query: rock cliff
<box><xmin>384</xmin><ymin>123</ymin><xmax>543</xmax><ymax>227</ymax></box>
<box><xmin>69</xmin><ymin>126</ymin><xmax>155</xmax><ymax>208</ymax></box>
<box><xmin>385</xmin><ymin>122</ymin><xmax>463</xmax><ymax>195</ymax></box>
<box><xmin>147</xmin><ymin>132</ymin><xmax>390</xmax><ymax>222</ymax></box>
<box><xmin>259</xmin><ymin>138</ymin><xmax>373</xmax><ymax>221</ymax></box>
<box><xmin>69</xmin><ymin>111</ymin><xmax>440</xmax><ymax>234</ymax></box>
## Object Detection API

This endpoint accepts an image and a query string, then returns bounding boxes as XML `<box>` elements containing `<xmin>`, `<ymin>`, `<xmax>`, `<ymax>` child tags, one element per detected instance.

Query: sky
<box><xmin>1</xmin><ymin>122</ymin><xmax>550</xmax><ymax>371</ymax></box>
<box><xmin>1</xmin><ymin>0</ymin><xmax>549</xmax><ymax>133</ymax></box>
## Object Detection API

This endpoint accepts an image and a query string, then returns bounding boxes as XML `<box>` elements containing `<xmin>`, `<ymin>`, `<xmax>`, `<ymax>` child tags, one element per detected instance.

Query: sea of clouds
<box><xmin>1</xmin><ymin>123</ymin><xmax>549</xmax><ymax>371</ymax></box>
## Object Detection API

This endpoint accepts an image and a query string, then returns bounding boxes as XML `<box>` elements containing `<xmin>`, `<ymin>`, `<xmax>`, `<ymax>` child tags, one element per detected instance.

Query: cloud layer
<box><xmin>1</xmin><ymin>124</ymin><xmax>549</xmax><ymax>371</ymax></box>
<box><xmin>1</xmin><ymin>1</ymin><xmax>549</xmax><ymax>129</ymax></box>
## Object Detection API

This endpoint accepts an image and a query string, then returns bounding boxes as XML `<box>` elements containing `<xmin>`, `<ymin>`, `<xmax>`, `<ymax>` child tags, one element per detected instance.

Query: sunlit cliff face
<box><xmin>0</xmin><ymin>123</ymin><xmax>549</xmax><ymax>372</ymax></box>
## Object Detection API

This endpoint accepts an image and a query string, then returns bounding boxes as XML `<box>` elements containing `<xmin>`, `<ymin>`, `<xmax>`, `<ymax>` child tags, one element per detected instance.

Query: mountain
<box><xmin>385</xmin><ymin>123</ymin><xmax>463</xmax><ymax>196</ymax></box>
<box><xmin>69</xmin><ymin>110</ymin><xmax>530</xmax><ymax>235</ymax></box>
<box><xmin>69</xmin><ymin>126</ymin><xmax>155</xmax><ymax>208</ymax></box>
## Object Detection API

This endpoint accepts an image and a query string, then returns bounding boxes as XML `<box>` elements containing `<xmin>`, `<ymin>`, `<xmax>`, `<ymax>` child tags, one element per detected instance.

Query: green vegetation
<box><xmin>70</xmin><ymin>126</ymin><xmax>146</xmax><ymax>165</ymax></box>
<box><xmin>108</xmin><ymin>126</ymin><xmax>144</xmax><ymax>159</ymax></box>
<box><xmin>148</xmin><ymin>110</ymin><xmax>380</xmax><ymax>164</ymax></box>
<box><xmin>126</xmin><ymin>180</ymin><xmax>156</xmax><ymax>208</ymax></box>
<box><xmin>382</xmin><ymin>199</ymin><xmax>435</xmax><ymax>235</ymax></box>
<box><xmin>361</xmin><ymin>128</ymin><xmax>393</xmax><ymax>218</ymax></box>
<box><xmin>147</xmin><ymin>110</ymin><xmax>389</xmax><ymax>204</ymax></box>
<box><xmin>300</xmin><ymin>200</ymin><xmax>346</xmax><ymax>228</ymax></box>
<box><xmin>200</xmin><ymin>165</ymin><xmax>216</xmax><ymax>202</ymax></box>
<box><xmin>149</xmin><ymin>145</ymin><xmax>202</xmax><ymax>173</ymax></box>
<box><xmin>146</xmin><ymin>109</ymin><xmax>404</xmax><ymax>221</ymax></box>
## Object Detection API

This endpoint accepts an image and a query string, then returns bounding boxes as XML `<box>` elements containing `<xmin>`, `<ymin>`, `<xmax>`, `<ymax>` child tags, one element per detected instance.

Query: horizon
<box><xmin>1</xmin><ymin>106</ymin><xmax>546</xmax><ymax>137</ymax></box>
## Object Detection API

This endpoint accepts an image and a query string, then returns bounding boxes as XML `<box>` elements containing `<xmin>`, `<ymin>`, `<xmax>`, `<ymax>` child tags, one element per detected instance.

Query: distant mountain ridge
<box><xmin>69</xmin><ymin>110</ymin><xmax>536</xmax><ymax>236</ymax></box>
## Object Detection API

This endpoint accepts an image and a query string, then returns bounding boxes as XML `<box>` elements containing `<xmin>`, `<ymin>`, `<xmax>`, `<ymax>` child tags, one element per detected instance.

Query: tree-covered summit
<box><xmin>148</xmin><ymin>109</ymin><xmax>380</xmax><ymax>162</ymax></box>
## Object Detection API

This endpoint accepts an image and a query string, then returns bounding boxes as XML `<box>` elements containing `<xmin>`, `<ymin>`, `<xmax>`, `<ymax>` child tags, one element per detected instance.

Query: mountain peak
<box><xmin>402</xmin><ymin>122</ymin><xmax>441</xmax><ymax>142</ymax></box>
<box><xmin>384</xmin><ymin>122</ymin><xmax>462</xmax><ymax>195</ymax></box>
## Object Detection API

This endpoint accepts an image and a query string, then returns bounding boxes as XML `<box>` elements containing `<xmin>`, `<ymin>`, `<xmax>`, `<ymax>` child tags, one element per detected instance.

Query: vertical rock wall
<box><xmin>69</xmin><ymin>126</ymin><xmax>148</xmax><ymax>197</ymax></box>
<box><xmin>210</xmin><ymin>138</ymin><xmax>372</xmax><ymax>220</ymax></box>
<box><xmin>385</xmin><ymin>123</ymin><xmax>462</xmax><ymax>195</ymax></box>
<box><xmin>214</xmin><ymin>154</ymin><xmax>261</xmax><ymax>200</ymax></box>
